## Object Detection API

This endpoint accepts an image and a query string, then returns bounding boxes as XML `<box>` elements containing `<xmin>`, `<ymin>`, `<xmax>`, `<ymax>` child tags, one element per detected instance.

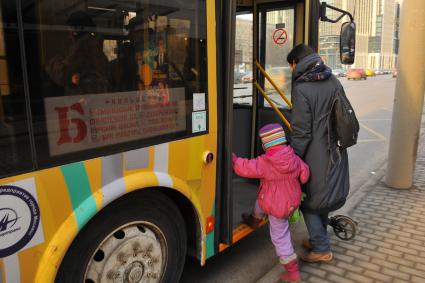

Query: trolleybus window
<box><xmin>234</xmin><ymin>13</ymin><xmax>253</xmax><ymax>106</ymax></box>
<box><xmin>21</xmin><ymin>0</ymin><xmax>207</xmax><ymax>167</ymax></box>
<box><xmin>262</xmin><ymin>8</ymin><xmax>294</xmax><ymax>108</ymax></box>
<box><xmin>0</xmin><ymin>2</ymin><xmax>33</xmax><ymax>177</ymax></box>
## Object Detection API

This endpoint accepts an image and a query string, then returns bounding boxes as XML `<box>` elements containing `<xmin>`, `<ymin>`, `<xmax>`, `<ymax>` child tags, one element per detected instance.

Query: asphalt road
<box><xmin>344</xmin><ymin>75</ymin><xmax>394</xmax><ymax>192</ymax></box>
<box><xmin>180</xmin><ymin>75</ymin><xmax>396</xmax><ymax>283</ymax></box>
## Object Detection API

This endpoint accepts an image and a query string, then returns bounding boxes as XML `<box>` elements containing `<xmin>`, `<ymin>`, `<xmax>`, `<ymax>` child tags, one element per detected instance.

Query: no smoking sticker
<box><xmin>273</xmin><ymin>29</ymin><xmax>288</xmax><ymax>46</ymax></box>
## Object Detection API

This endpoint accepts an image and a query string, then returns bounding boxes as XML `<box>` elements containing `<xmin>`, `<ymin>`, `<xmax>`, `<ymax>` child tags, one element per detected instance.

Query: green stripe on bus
<box><xmin>206</xmin><ymin>232</ymin><xmax>215</xmax><ymax>259</ymax></box>
<box><xmin>206</xmin><ymin>206</ymin><xmax>215</xmax><ymax>259</ymax></box>
<box><xmin>61</xmin><ymin>162</ymin><xmax>97</xmax><ymax>230</ymax></box>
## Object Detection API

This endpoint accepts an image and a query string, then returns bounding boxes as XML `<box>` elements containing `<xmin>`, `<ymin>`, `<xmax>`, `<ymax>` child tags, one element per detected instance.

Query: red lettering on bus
<box><xmin>70</xmin><ymin>103</ymin><xmax>87</xmax><ymax>143</ymax></box>
<box><xmin>55</xmin><ymin>102</ymin><xmax>88</xmax><ymax>145</ymax></box>
<box><xmin>55</xmin><ymin>106</ymin><xmax>72</xmax><ymax>145</ymax></box>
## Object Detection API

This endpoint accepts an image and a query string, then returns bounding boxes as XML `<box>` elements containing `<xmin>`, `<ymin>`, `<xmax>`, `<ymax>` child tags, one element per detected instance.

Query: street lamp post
<box><xmin>386</xmin><ymin>0</ymin><xmax>425</xmax><ymax>188</ymax></box>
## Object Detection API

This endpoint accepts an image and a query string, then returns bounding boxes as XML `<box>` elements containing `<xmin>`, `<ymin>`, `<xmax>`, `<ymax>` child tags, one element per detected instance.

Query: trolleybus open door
<box><xmin>218</xmin><ymin>0</ymin><xmax>306</xmax><ymax>247</ymax></box>
<box><xmin>218</xmin><ymin>0</ymin><xmax>356</xmax><ymax>248</ymax></box>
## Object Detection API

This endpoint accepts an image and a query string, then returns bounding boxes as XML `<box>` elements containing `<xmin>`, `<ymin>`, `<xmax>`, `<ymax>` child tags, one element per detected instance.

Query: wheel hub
<box><xmin>125</xmin><ymin>262</ymin><xmax>144</xmax><ymax>283</ymax></box>
<box><xmin>84</xmin><ymin>224</ymin><xmax>166</xmax><ymax>283</ymax></box>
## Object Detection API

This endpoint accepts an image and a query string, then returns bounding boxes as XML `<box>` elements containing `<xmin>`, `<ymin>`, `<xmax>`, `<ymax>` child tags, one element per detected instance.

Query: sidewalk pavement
<box><xmin>257</xmin><ymin>121</ymin><xmax>425</xmax><ymax>282</ymax></box>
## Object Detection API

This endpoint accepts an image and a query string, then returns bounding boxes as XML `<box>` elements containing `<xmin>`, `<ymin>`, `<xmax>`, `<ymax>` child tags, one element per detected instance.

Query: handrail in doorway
<box><xmin>255</xmin><ymin>61</ymin><xmax>292</xmax><ymax>109</ymax></box>
<box><xmin>254</xmin><ymin>61</ymin><xmax>292</xmax><ymax>131</ymax></box>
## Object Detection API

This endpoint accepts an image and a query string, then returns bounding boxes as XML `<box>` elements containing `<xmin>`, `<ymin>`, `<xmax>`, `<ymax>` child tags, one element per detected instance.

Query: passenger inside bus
<box><xmin>44</xmin><ymin>11</ymin><xmax>110</xmax><ymax>96</ymax></box>
<box><xmin>109</xmin><ymin>41</ymin><xmax>138</xmax><ymax>92</ymax></box>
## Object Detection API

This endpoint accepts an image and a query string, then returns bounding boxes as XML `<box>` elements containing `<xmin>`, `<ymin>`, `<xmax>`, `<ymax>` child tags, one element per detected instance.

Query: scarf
<box><xmin>296</xmin><ymin>62</ymin><xmax>333</xmax><ymax>83</ymax></box>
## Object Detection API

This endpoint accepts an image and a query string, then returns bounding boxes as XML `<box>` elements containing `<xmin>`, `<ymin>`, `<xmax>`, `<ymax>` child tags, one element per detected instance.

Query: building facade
<box><xmin>319</xmin><ymin>0</ymin><xmax>401</xmax><ymax>70</ymax></box>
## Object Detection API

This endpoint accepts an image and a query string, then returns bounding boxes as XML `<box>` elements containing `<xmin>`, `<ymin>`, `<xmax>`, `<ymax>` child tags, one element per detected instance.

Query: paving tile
<box><xmin>345</xmin><ymin>272</ymin><xmax>374</xmax><ymax>283</ymax></box>
<box><xmin>377</xmin><ymin>247</ymin><xmax>403</xmax><ymax>257</ymax></box>
<box><xmin>294</xmin><ymin>116</ymin><xmax>425</xmax><ymax>283</ymax></box>
<box><xmin>354</xmin><ymin>259</ymin><xmax>381</xmax><ymax>272</ymax></box>
<box><xmin>398</xmin><ymin>266</ymin><xmax>425</xmax><ymax>278</ymax></box>
<box><xmin>318</xmin><ymin>264</ymin><xmax>346</xmax><ymax>276</ymax></box>
<box><xmin>336</xmin><ymin>261</ymin><xmax>363</xmax><ymax>273</ymax></box>
<box><xmin>370</xmin><ymin>257</ymin><xmax>398</xmax><ymax>269</ymax></box>
<box><xmin>382</xmin><ymin>267</ymin><xmax>411</xmax><ymax>280</ymax></box>
<box><xmin>364</xmin><ymin>270</ymin><xmax>392</xmax><ymax>282</ymax></box>
<box><xmin>302</xmin><ymin>264</ymin><xmax>327</xmax><ymax>278</ymax></box>
<box><xmin>393</xmin><ymin>245</ymin><xmax>420</xmax><ymax>256</ymax></box>
<box><xmin>328</xmin><ymin>273</ymin><xmax>354</xmax><ymax>283</ymax></box>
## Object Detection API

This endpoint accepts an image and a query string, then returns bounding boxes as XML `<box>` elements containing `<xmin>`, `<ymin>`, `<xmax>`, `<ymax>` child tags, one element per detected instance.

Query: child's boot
<box><xmin>242</xmin><ymin>213</ymin><xmax>262</xmax><ymax>229</ymax></box>
<box><xmin>281</xmin><ymin>258</ymin><xmax>301</xmax><ymax>283</ymax></box>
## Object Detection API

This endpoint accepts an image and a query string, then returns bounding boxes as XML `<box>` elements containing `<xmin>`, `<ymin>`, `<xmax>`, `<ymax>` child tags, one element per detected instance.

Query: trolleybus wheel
<box><xmin>56</xmin><ymin>190</ymin><xmax>187</xmax><ymax>283</ymax></box>
<box><xmin>329</xmin><ymin>215</ymin><xmax>358</xmax><ymax>241</ymax></box>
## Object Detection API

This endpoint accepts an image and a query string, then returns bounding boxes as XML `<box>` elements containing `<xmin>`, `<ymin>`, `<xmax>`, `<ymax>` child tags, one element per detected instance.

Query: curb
<box><xmin>255</xmin><ymin>264</ymin><xmax>282</xmax><ymax>283</ymax></box>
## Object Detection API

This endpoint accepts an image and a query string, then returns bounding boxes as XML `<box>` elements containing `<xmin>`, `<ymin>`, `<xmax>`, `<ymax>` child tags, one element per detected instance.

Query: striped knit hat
<box><xmin>259</xmin><ymin>123</ymin><xmax>287</xmax><ymax>149</ymax></box>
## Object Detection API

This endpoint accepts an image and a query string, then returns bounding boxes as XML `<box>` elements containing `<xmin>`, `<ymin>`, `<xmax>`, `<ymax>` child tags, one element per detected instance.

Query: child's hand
<box><xmin>232</xmin><ymin>153</ymin><xmax>237</xmax><ymax>163</ymax></box>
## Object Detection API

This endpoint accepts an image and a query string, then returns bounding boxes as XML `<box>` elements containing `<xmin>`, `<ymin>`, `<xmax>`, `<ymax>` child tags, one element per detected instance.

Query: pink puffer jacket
<box><xmin>233</xmin><ymin>145</ymin><xmax>310</xmax><ymax>219</ymax></box>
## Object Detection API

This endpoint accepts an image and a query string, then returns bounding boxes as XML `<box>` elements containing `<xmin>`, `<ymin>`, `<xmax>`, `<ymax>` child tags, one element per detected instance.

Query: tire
<box><xmin>56</xmin><ymin>190</ymin><xmax>187</xmax><ymax>283</ymax></box>
<box><xmin>330</xmin><ymin>215</ymin><xmax>358</xmax><ymax>241</ymax></box>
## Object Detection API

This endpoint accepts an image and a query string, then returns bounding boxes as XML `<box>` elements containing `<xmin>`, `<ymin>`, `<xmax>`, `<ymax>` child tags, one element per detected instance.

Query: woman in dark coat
<box><xmin>288</xmin><ymin>44</ymin><xmax>350</xmax><ymax>262</ymax></box>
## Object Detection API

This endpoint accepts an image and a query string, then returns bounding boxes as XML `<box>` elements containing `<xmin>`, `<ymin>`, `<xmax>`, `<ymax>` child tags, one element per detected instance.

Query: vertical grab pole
<box><xmin>250</xmin><ymin>3</ymin><xmax>260</xmax><ymax>158</ymax></box>
<box><xmin>220</xmin><ymin>0</ymin><xmax>237</xmax><ymax>245</ymax></box>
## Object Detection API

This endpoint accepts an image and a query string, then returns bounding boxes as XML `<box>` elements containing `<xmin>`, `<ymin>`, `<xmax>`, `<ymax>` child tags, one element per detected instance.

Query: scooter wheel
<box><xmin>330</xmin><ymin>215</ymin><xmax>358</xmax><ymax>241</ymax></box>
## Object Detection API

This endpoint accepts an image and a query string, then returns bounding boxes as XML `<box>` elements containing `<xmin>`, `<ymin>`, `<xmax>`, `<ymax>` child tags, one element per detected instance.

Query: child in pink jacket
<box><xmin>233</xmin><ymin>123</ymin><xmax>310</xmax><ymax>283</ymax></box>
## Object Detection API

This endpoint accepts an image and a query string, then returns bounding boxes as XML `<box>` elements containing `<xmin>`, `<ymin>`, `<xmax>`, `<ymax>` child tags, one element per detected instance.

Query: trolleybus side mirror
<box><xmin>340</xmin><ymin>21</ymin><xmax>356</xmax><ymax>65</ymax></box>
<box><xmin>319</xmin><ymin>2</ymin><xmax>356</xmax><ymax>65</ymax></box>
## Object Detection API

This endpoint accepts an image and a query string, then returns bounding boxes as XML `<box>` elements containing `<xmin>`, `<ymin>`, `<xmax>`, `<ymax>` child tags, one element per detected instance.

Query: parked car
<box><xmin>234</xmin><ymin>71</ymin><xmax>247</xmax><ymax>84</ymax></box>
<box><xmin>347</xmin><ymin>69</ymin><xmax>367</xmax><ymax>80</ymax></box>
<box><xmin>374</xmin><ymin>69</ymin><xmax>385</xmax><ymax>75</ymax></box>
<box><xmin>365</xmin><ymin>69</ymin><xmax>376</xmax><ymax>76</ymax></box>
<box><xmin>332</xmin><ymin>68</ymin><xmax>346</xmax><ymax>77</ymax></box>
<box><xmin>241</xmin><ymin>72</ymin><xmax>253</xmax><ymax>83</ymax></box>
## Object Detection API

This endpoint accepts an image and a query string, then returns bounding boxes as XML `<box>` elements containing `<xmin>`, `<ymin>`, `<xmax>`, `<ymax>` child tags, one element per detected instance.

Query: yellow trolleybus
<box><xmin>0</xmin><ymin>0</ymin><xmax>354</xmax><ymax>282</ymax></box>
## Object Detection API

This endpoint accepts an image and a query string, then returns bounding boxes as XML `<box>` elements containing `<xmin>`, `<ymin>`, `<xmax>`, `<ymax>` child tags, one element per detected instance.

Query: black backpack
<box><xmin>331</xmin><ymin>89</ymin><xmax>359</xmax><ymax>149</ymax></box>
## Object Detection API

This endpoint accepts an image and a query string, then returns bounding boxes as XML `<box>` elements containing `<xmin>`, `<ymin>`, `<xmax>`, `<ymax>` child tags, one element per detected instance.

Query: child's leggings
<box><xmin>253</xmin><ymin>201</ymin><xmax>297</xmax><ymax>264</ymax></box>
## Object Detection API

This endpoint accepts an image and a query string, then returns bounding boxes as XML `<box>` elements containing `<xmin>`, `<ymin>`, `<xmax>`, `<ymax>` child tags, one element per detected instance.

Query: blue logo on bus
<box><xmin>0</xmin><ymin>185</ymin><xmax>40</xmax><ymax>258</ymax></box>
<box><xmin>0</xmin><ymin>208</ymin><xmax>19</xmax><ymax>232</ymax></box>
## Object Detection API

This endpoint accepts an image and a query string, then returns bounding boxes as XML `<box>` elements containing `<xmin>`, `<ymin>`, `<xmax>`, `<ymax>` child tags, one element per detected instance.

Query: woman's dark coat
<box><xmin>289</xmin><ymin>54</ymin><xmax>350</xmax><ymax>213</ymax></box>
